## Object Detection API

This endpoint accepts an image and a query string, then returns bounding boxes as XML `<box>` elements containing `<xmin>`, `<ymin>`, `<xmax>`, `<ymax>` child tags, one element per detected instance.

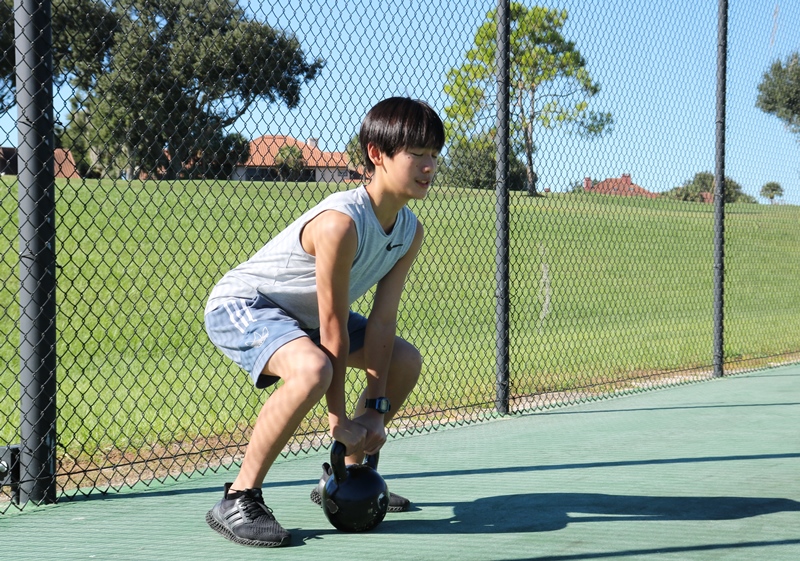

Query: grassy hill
<box><xmin>2</xmin><ymin>177</ymin><xmax>799</xmax><ymax>460</ymax></box>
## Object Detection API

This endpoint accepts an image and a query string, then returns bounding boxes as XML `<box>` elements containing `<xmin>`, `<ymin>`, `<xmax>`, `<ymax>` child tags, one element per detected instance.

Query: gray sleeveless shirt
<box><xmin>205</xmin><ymin>186</ymin><xmax>418</xmax><ymax>329</ymax></box>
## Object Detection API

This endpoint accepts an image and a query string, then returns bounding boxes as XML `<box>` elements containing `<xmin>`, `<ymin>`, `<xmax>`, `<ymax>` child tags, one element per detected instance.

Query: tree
<box><xmin>74</xmin><ymin>0</ymin><xmax>322</xmax><ymax>179</ymax></box>
<box><xmin>1</xmin><ymin>0</ymin><xmax>117</xmax><ymax>112</ymax></box>
<box><xmin>757</xmin><ymin>52</ymin><xmax>800</xmax><ymax>138</ymax></box>
<box><xmin>760</xmin><ymin>181</ymin><xmax>783</xmax><ymax>203</ymax></box>
<box><xmin>664</xmin><ymin>172</ymin><xmax>757</xmax><ymax>204</ymax></box>
<box><xmin>440</xmin><ymin>132</ymin><xmax>527</xmax><ymax>191</ymax></box>
<box><xmin>274</xmin><ymin>145</ymin><xmax>304</xmax><ymax>181</ymax></box>
<box><xmin>444</xmin><ymin>3</ymin><xmax>612</xmax><ymax>196</ymax></box>
<box><xmin>183</xmin><ymin>131</ymin><xmax>250</xmax><ymax>180</ymax></box>
<box><xmin>57</xmin><ymin>106</ymin><xmax>98</xmax><ymax>177</ymax></box>
<box><xmin>345</xmin><ymin>134</ymin><xmax>364</xmax><ymax>173</ymax></box>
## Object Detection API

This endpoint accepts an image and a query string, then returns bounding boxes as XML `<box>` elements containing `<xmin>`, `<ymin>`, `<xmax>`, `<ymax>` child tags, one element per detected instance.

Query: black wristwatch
<box><xmin>365</xmin><ymin>397</ymin><xmax>391</xmax><ymax>414</ymax></box>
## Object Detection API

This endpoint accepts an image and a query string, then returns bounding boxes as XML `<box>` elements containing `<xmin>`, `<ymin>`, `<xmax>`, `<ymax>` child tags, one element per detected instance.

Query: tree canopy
<box><xmin>757</xmin><ymin>52</ymin><xmax>800</xmax><ymax>139</ymax></box>
<box><xmin>760</xmin><ymin>181</ymin><xmax>783</xmax><ymax>202</ymax></box>
<box><xmin>7</xmin><ymin>0</ymin><xmax>322</xmax><ymax>178</ymax></box>
<box><xmin>444</xmin><ymin>3</ymin><xmax>612</xmax><ymax>195</ymax></box>
<box><xmin>664</xmin><ymin>172</ymin><xmax>756</xmax><ymax>204</ymax></box>
<box><xmin>72</xmin><ymin>0</ymin><xmax>322</xmax><ymax>179</ymax></box>
<box><xmin>345</xmin><ymin>134</ymin><xmax>364</xmax><ymax>172</ymax></box>
<box><xmin>274</xmin><ymin>144</ymin><xmax>304</xmax><ymax>181</ymax></box>
<box><xmin>440</xmin><ymin>132</ymin><xmax>527</xmax><ymax>191</ymax></box>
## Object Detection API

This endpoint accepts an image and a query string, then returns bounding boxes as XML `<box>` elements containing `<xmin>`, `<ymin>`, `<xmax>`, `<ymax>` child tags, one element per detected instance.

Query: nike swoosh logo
<box><xmin>386</xmin><ymin>242</ymin><xmax>403</xmax><ymax>251</ymax></box>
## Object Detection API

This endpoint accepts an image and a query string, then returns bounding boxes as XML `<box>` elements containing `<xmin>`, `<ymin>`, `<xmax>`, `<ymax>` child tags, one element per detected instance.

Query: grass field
<box><xmin>2</xmin><ymin>177</ymin><xmax>800</xmax><ymax>471</ymax></box>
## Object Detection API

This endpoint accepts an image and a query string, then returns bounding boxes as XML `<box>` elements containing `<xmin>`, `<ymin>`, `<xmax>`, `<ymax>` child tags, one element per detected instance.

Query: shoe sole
<box><xmin>205</xmin><ymin>511</ymin><xmax>290</xmax><ymax>548</ymax></box>
<box><xmin>387</xmin><ymin>500</ymin><xmax>410</xmax><ymax>513</ymax></box>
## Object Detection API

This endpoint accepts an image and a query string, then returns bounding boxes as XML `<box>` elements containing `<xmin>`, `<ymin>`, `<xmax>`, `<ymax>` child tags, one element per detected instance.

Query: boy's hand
<box><xmin>329</xmin><ymin>417</ymin><xmax>367</xmax><ymax>457</ymax></box>
<box><xmin>354</xmin><ymin>410</ymin><xmax>387</xmax><ymax>455</ymax></box>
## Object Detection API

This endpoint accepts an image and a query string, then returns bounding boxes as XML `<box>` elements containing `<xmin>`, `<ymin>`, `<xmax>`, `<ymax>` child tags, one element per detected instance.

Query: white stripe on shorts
<box><xmin>224</xmin><ymin>299</ymin><xmax>255</xmax><ymax>333</ymax></box>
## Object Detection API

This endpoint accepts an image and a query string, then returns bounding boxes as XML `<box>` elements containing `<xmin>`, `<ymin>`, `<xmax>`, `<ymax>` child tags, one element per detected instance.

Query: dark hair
<box><xmin>359</xmin><ymin>97</ymin><xmax>445</xmax><ymax>173</ymax></box>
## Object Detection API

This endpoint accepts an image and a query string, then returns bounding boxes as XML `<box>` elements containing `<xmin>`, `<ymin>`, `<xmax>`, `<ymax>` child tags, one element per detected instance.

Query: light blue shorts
<box><xmin>204</xmin><ymin>294</ymin><xmax>368</xmax><ymax>388</ymax></box>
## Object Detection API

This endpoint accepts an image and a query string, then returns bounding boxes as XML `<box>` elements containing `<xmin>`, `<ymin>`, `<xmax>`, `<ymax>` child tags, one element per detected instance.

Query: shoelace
<box><xmin>238</xmin><ymin>490</ymin><xmax>277</xmax><ymax>522</ymax></box>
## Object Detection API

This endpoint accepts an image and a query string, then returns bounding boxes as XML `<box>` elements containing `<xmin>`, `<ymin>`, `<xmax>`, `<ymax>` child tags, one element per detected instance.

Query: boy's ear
<box><xmin>366</xmin><ymin>143</ymin><xmax>383</xmax><ymax>167</ymax></box>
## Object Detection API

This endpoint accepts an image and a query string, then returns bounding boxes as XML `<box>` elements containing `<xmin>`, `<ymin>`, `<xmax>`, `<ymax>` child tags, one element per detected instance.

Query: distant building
<box><xmin>54</xmin><ymin>149</ymin><xmax>80</xmax><ymax>178</ymax></box>
<box><xmin>0</xmin><ymin>147</ymin><xmax>80</xmax><ymax>179</ymax></box>
<box><xmin>0</xmin><ymin>147</ymin><xmax>18</xmax><ymax>175</ymax></box>
<box><xmin>233</xmin><ymin>136</ymin><xmax>358</xmax><ymax>183</ymax></box>
<box><xmin>583</xmin><ymin>174</ymin><xmax>658</xmax><ymax>198</ymax></box>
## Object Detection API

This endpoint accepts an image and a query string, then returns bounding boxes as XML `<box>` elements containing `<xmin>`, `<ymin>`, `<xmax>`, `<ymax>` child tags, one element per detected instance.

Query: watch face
<box><xmin>369</xmin><ymin>398</ymin><xmax>391</xmax><ymax>413</ymax></box>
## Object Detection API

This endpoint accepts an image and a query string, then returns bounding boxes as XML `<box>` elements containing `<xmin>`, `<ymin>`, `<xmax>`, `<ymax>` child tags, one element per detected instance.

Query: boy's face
<box><xmin>378</xmin><ymin>146</ymin><xmax>439</xmax><ymax>200</ymax></box>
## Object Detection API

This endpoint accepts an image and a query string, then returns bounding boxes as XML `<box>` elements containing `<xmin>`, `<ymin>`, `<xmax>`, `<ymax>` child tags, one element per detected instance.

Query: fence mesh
<box><xmin>2</xmin><ymin>0</ymin><xmax>799</xmax><ymax>511</ymax></box>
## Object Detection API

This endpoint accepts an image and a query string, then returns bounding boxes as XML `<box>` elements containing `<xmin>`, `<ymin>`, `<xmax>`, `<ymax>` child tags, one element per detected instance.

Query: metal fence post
<box><xmin>15</xmin><ymin>0</ymin><xmax>58</xmax><ymax>504</ymax></box>
<box><xmin>713</xmin><ymin>0</ymin><xmax>728</xmax><ymax>378</ymax></box>
<box><xmin>494</xmin><ymin>0</ymin><xmax>511</xmax><ymax>414</ymax></box>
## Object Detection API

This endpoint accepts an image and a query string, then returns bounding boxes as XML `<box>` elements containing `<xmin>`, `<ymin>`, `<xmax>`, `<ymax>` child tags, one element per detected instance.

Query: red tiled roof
<box><xmin>585</xmin><ymin>174</ymin><xmax>658</xmax><ymax>198</ymax></box>
<box><xmin>54</xmin><ymin>148</ymin><xmax>80</xmax><ymax>179</ymax></box>
<box><xmin>244</xmin><ymin>136</ymin><xmax>348</xmax><ymax>169</ymax></box>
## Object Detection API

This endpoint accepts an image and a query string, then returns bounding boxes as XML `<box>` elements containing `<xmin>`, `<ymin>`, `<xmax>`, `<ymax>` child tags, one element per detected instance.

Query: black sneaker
<box><xmin>310</xmin><ymin>485</ymin><xmax>411</xmax><ymax>513</ymax></box>
<box><xmin>206</xmin><ymin>483</ymin><xmax>291</xmax><ymax>547</ymax></box>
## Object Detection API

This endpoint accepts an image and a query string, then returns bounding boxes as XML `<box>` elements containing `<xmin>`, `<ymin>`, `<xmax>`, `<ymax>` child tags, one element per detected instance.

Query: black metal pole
<box><xmin>494</xmin><ymin>0</ymin><xmax>510</xmax><ymax>413</ymax></box>
<box><xmin>712</xmin><ymin>0</ymin><xmax>727</xmax><ymax>378</ymax></box>
<box><xmin>15</xmin><ymin>0</ymin><xmax>58</xmax><ymax>504</ymax></box>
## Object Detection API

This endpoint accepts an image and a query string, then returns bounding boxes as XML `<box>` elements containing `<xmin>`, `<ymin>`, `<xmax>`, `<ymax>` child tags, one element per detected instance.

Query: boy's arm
<box><xmin>309</xmin><ymin>210</ymin><xmax>366</xmax><ymax>453</ymax></box>
<box><xmin>357</xmin><ymin>220</ymin><xmax>425</xmax><ymax>453</ymax></box>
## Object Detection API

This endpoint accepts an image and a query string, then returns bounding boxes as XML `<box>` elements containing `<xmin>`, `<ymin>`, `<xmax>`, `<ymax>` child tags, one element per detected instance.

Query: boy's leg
<box><xmin>231</xmin><ymin>336</ymin><xmax>332</xmax><ymax>491</ymax></box>
<box><xmin>348</xmin><ymin>335</ymin><xmax>422</xmax><ymax>430</ymax></box>
<box><xmin>206</xmin><ymin>335</ymin><xmax>331</xmax><ymax>547</ymax></box>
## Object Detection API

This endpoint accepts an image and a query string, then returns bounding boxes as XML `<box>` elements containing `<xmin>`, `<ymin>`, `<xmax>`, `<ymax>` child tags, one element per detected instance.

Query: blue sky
<box><xmin>2</xmin><ymin>0</ymin><xmax>798</xmax><ymax>202</ymax></box>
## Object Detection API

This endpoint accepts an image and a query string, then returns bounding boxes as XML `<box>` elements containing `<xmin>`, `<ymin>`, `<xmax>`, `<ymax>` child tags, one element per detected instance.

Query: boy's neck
<box><xmin>364</xmin><ymin>183</ymin><xmax>407</xmax><ymax>233</ymax></box>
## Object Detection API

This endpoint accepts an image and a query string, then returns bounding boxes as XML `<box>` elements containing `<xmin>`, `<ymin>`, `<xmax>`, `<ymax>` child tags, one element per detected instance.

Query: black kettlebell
<box><xmin>318</xmin><ymin>441</ymin><xmax>389</xmax><ymax>532</ymax></box>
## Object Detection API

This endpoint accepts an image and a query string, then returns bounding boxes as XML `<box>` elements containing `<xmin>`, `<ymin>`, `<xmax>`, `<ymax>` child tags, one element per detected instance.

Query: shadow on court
<box><xmin>488</xmin><ymin>539</ymin><xmax>800</xmax><ymax>561</ymax></box>
<box><xmin>291</xmin><ymin>492</ymin><xmax>800</xmax><ymax>542</ymax></box>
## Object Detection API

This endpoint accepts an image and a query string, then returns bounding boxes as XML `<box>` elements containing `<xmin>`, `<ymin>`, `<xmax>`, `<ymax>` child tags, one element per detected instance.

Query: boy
<box><xmin>203</xmin><ymin>97</ymin><xmax>445</xmax><ymax>547</ymax></box>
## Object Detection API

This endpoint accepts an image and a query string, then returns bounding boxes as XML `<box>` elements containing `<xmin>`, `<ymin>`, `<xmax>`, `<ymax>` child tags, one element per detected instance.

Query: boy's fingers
<box><xmin>330</xmin><ymin>419</ymin><xmax>368</xmax><ymax>456</ymax></box>
<box><xmin>364</xmin><ymin>441</ymin><xmax>385</xmax><ymax>455</ymax></box>
<box><xmin>363</xmin><ymin>428</ymin><xmax>386</xmax><ymax>455</ymax></box>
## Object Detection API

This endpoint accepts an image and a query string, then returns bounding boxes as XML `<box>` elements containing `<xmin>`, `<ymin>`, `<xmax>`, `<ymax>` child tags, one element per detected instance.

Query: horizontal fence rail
<box><xmin>2</xmin><ymin>0</ymin><xmax>800</xmax><ymax>510</ymax></box>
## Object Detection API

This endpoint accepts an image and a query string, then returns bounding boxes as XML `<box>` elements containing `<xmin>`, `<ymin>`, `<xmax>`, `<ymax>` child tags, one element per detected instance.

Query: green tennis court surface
<box><xmin>2</xmin><ymin>365</ymin><xmax>799</xmax><ymax>560</ymax></box>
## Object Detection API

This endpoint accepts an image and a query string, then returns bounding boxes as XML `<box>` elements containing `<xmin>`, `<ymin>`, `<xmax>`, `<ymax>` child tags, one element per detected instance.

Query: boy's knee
<box><xmin>308</xmin><ymin>354</ymin><xmax>334</xmax><ymax>393</ymax></box>
<box><xmin>285</xmin><ymin>351</ymin><xmax>333</xmax><ymax>398</ymax></box>
<box><xmin>395</xmin><ymin>342</ymin><xmax>422</xmax><ymax>385</ymax></box>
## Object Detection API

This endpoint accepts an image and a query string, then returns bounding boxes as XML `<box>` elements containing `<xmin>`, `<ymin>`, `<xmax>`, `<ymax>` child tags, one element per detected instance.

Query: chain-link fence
<box><xmin>2</xmin><ymin>0</ymin><xmax>799</xmax><ymax>511</ymax></box>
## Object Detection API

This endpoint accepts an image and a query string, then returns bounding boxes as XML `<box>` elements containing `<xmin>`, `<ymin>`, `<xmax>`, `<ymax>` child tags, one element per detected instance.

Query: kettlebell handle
<box><xmin>364</xmin><ymin>450</ymin><xmax>380</xmax><ymax>470</ymax></box>
<box><xmin>330</xmin><ymin>441</ymin><xmax>380</xmax><ymax>483</ymax></box>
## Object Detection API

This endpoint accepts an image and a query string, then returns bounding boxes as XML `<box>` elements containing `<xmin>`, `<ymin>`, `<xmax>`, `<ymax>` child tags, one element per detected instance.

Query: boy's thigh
<box><xmin>304</xmin><ymin>312</ymin><xmax>369</xmax><ymax>355</ymax></box>
<box><xmin>204</xmin><ymin>295</ymin><xmax>309</xmax><ymax>388</ymax></box>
